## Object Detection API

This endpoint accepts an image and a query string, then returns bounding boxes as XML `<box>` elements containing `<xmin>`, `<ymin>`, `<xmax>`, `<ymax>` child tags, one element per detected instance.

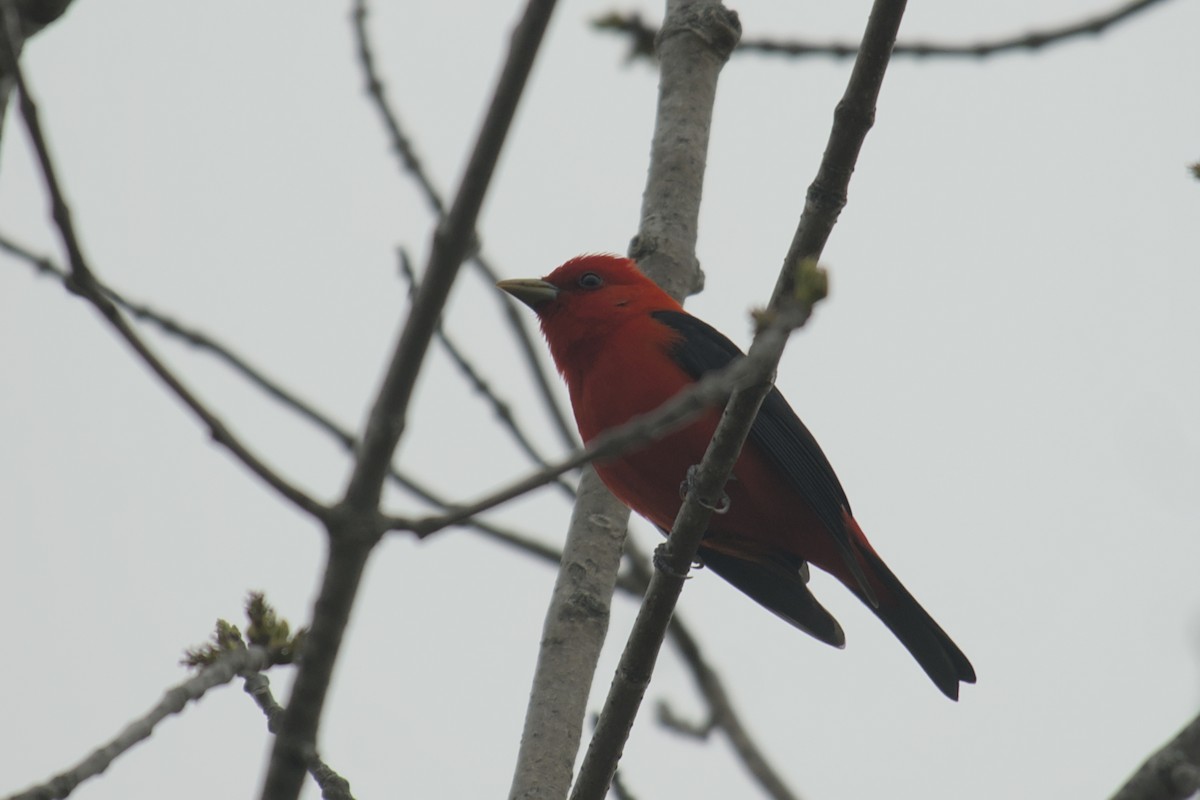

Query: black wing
<box><xmin>651</xmin><ymin>309</ymin><xmax>874</xmax><ymax>603</ymax></box>
<box><xmin>655</xmin><ymin>311</ymin><xmax>976</xmax><ymax>697</ymax></box>
<box><xmin>697</xmin><ymin>546</ymin><xmax>846</xmax><ymax>647</ymax></box>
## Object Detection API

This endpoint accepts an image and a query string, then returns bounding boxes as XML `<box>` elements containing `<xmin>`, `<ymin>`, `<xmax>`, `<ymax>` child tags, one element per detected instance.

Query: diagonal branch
<box><xmin>594</xmin><ymin>0</ymin><xmax>1172</xmax><ymax>62</ymax></box>
<box><xmin>0</xmin><ymin>230</ymin><xmax>580</xmax><ymax>575</ymax></box>
<box><xmin>570</xmin><ymin>0</ymin><xmax>909</xmax><ymax>794</ymax></box>
<box><xmin>1110</xmin><ymin>708</ymin><xmax>1200</xmax><ymax>800</ymax></box>
<box><xmin>350</xmin><ymin>0</ymin><xmax>579</xmax><ymax>453</ymax></box>
<box><xmin>4</xmin><ymin>647</ymin><xmax>275</xmax><ymax>800</ymax></box>
<box><xmin>394</xmin><ymin>248</ymin><xmax>576</xmax><ymax>498</ymax></box>
<box><xmin>1</xmin><ymin>0</ymin><xmax>76</xmax><ymax>157</ymax></box>
<box><xmin>629</xmin><ymin>556</ymin><xmax>802</xmax><ymax>800</ymax></box>
<box><xmin>261</xmin><ymin>3</ymin><xmax>561</xmax><ymax>799</ymax></box>
<box><xmin>242</xmin><ymin>674</ymin><xmax>355</xmax><ymax>800</ymax></box>
<box><xmin>340</xmin><ymin>0</ymin><xmax>558</xmax><ymax>511</ymax></box>
<box><xmin>0</xmin><ymin>232</ymin><xmax>356</xmax><ymax>451</ymax></box>
<box><xmin>2</xmin><ymin>227</ymin><xmax>796</xmax><ymax>800</ymax></box>
<box><xmin>393</xmin><ymin>334</ymin><xmax>782</xmax><ymax>538</ymax></box>
<box><xmin>0</xmin><ymin>10</ymin><xmax>328</xmax><ymax>523</ymax></box>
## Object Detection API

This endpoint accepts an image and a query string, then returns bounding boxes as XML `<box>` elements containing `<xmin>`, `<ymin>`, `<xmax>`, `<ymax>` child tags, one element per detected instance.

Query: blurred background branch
<box><xmin>593</xmin><ymin>0</ymin><xmax>1173</xmax><ymax>62</ymax></box>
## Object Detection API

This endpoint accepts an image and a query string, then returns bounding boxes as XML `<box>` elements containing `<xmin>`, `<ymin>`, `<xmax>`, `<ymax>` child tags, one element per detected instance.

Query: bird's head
<box><xmin>498</xmin><ymin>254</ymin><xmax>682</xmax><ymax>367</ymax></box>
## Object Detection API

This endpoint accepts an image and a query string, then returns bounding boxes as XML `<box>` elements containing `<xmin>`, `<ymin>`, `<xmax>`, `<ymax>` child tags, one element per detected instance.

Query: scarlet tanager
<box><xmin>499</xmin><ymin>254</ymin><xmax>975</xmax><ymax>699</ymax></box>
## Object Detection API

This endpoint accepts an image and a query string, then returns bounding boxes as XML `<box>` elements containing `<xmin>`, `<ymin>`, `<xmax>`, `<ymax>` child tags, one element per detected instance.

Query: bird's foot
<box><xmin>678</xmin><ymin>464</ymin><xmax>732</xmax><ymax>514</ymax></box>
<box><xmin>652</xmin><ymin>543</ymin><xmax>694</xmax><ymax>579</ymax></box>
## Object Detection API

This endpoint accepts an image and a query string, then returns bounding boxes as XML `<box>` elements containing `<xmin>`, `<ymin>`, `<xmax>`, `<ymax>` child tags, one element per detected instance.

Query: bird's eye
<box><xmin>578</xmin><ymin>272</ymin><xmax>604</xmax><ymax>290</ymax></box>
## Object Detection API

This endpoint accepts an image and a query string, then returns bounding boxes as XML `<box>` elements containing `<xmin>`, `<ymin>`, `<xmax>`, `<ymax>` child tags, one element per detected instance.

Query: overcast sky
<box><xmin>2</xmin><ymin>1</ymin><xmax>1199</xmax><ymax>798</ymax></box>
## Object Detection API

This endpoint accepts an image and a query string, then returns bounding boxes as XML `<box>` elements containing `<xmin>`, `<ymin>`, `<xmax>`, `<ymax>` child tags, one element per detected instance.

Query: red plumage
<box><xmin>499</xmin><ymin>254</ymin><xmax>975</xmax><ymax>699</ymax></box>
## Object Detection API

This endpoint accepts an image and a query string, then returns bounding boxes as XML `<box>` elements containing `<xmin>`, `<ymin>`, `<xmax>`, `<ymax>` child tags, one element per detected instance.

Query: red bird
<box><xmin>499</xmin><ymin>254</ymin><xmax>975</xmax><ymax>699</ymax></box>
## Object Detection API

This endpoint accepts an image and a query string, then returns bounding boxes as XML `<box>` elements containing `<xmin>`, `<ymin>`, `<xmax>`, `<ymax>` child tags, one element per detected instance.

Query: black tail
<box><xmin>859</xmin><ymin>548</ymin><xmax>976</xmax><ymax>700</ymax></box>
<box><xmin>698</xmin><ymin>543</ymin><xmax>975</xmax><ymax>700</ymax></box>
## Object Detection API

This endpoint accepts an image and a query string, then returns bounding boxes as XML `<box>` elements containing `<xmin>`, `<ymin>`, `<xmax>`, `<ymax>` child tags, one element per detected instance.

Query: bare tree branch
<box><xmin>339</xmin><ymin>0</ymin><xmax>556</xmax><ymax>511</ymax></box>
<box><xmin>261</xmin><ymin>2</ymin><xmax>561</xmax><ymax>798</ymax></box>
<box><xmin>394</xmin><ymin>334</ymin><xmax>788</xmax><ymax>538</ymax></box>
<box><xmin>3</xmin><ymin>647</ymin><xmax>274</xmax><ymax>800</ymax></box>
<box><xmin>0</xmin><ymin>0</ymin><xmax>75</xmax><ymax>154</ymax></box>
<box><xmin>0</xmin><ymin>232</ymin><xmax>357</xmax><ymax>450</ymax></box>
<box><xmin>242</xmin><ymin>674</ymin><xmax>355</xmax><ymax>800</ymax></box>
<box><xmin>510</xmin><ymin>2</ymin><xmax>741</xmax><ymax>796</ymax></box>
<box><xmin>594</xmin><ymin>0</ymin><xmax>1172</xmax><ymax>62</ymax></box>
<box><xmin>1</xmin><ymin>228</ymin><xmax>795</xmax><ymax>798</ymax></box>
<box><xmin>627</xmin><ymin>1</ymin><xmax>740</xmax><ymax>297</ymax></box>
<box><xmin>350</xmin><ymin>0</ymin><xmax>579</xmax><ymax>454</ymax></box>
<box><xmin>656</xmin><ymin>579</ymin><xmax>801</xmax><ymax>800</ymax></box>
<box><xmin>0</xmin><ymin>229</ymin><xmax>596</xmax><ymax>582</ymax></box>
<box><xmin>570</xmin><ymin>0</ymin><xmax>909</xmax><ymax>793</ymax></box>
<box><xmin>1110</xmin><ymin>708</ymin><xmax>1200</xmax><ymax>800</ymax></box>
<box><xmin>508</xmin><ymin>468</ymin><xmax>632</xmax><ymax>800</ymax></box>
<box><xmin>0</xmin><ymin>10</ymin><xmax>329</xmax><ymax>523</ymax></box>
<box><xmin>394</xmin><ymin>248</ymin><xmax>576</xmax><ymax>498</ymax></box>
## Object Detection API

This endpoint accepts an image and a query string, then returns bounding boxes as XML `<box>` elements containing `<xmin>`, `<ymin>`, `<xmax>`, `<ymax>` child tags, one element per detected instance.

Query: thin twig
<box><xmin>341</xmin><ymin>0</ymin><xmax>558</xmax><ymax>511</ymax></box>
<box><xmin>594</xmin><ymin>0</ymin><xmax>1173</xmax><ymax>61</ymax></box>
<box><xmin>392</xmin><ymin>334</ymin><xmax>786</xmax><ymax>538</ymax></box>
<box><xmin>570</xmin><ymin>0</ymin><xmax>908</xmax><ymax>792</ymax></box>
<box><xmin>0</xmin><ymin>11</ymin><xmax>328</xmax><ymax>523</ymax></box>
<box><xmin>0</xmin><ymin>230</ymin><xmax>793</xmax><ymax>800</ymax></box>
<box><xmin>655</xmin><ymin>701</ymin><xmax>714</xmax><ymax>739</ymax></box>
<box><xmin>242</xmin><ymin>674</ymin><xmax>355</xmax><ymax>800</ymax></box>
<box><xmin>4</xmin><ymin>647</ymin><xmax>274</xmax><ymax>800</ymax></box>
<box><xmin>623</xmin><ymin>542</ymin><xmax>800</xmax><ymax>800</ymax></box>
<box><xmin>2</xmin><ymin>0</ymin><xmax>77</xmax><ymax>158</ymax></box>
<box><xmin>394</xmin><ymin>248</ymin><xmax>576</xmax><ymax>498</ymax></box>
<box><xmin>0</xmin><ymin>233</ymin><xmax>355</xmax><ymax>449</ymax></box>
<box><xmin>350</xmin><ymin>0</ymin><xmax>579</xmax><ymax>453</ymax></box>
<box><xmin>261</xmin><ymin>3</ymin><xmax>561</xmax><ymax>799</ymax></box>
<box><xmin>0</xmin><ymin>231</ymin><xmax>578</xmax><ymax>573</ymax></box>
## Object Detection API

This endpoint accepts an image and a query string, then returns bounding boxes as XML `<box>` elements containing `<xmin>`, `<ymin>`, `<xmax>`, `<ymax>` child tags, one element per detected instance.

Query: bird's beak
<box><xmin>497</xmin><ymin>278</ymin><xmax>559</xmax><ymax>309</ymax></box>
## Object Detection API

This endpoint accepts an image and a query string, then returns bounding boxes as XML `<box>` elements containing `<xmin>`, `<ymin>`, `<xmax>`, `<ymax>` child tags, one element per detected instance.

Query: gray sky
<box><xmin>2</xmin><ymin>1</ymin><xmax>1198</xmax><ymax>798</ymax></box>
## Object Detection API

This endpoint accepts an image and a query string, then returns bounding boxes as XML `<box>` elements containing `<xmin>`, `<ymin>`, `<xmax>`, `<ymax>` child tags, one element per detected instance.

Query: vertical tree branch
<box><xmin>629</xmin><ymin>0</ymin><xmax>741</xmax><ymax>299</ymax></box>
<box><xmin>507</xmin><ymin>2</ymin><xmax>740</xmax><ymax>798</ymax></box>
<box><xmin>507</xmin><ymin>469</ymin><xmax>630</xmax><ymax>800</ymax></box>
<box><xmin>772</xmin><ymin>0</ymin><xmax>908</xmax><ymax>304</ymax></box>
<box><xmin>259</xmin><ymin>2</ymin><xmax>560</xmax><ymax>799</ymax></box>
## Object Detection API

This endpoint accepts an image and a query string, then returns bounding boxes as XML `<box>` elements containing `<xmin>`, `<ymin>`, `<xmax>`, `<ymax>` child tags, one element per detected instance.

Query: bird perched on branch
<box><xmin>499</xmin><ymin>254</ymin><xmax>975</xmax><ymax>700</ymax></box>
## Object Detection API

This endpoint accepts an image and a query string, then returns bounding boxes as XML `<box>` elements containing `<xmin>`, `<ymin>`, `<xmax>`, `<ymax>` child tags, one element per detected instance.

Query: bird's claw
<box><xmin>678</xmin><ymin>464</ymin><xmax>732</xmax><ymax>514</ymax></box>
<box><xmin>652</xmin><ymin>543</ymin><xmax>693</xmax><ymax>580</ymax></box>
